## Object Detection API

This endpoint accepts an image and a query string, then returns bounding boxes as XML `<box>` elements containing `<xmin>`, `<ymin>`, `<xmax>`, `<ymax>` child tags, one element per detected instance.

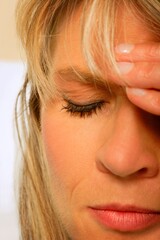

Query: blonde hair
<box><xmin>15</xmin><ymin>0</ymin><xmax>160</xmax><ymax>239</ymax></box>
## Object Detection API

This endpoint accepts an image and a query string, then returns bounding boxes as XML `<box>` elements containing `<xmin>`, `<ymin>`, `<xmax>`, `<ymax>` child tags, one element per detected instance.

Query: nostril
<box><xmin>139</xmin><ymin>168</ymin><xmax>147</xmax><ymax>173</ymax></box>
<box><xmin>96</xmin><ymin>160</ymin><xmax>111</xmax><ymax>174</ymax></box>
<box><xmin>137</xmin><ymin>168</ymin><xmax>148</xmax><ymax>176</ymax></box>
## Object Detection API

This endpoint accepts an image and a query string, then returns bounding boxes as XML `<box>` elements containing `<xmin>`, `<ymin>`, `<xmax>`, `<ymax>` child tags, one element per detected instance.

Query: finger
<box><xmin>117</xmin><ymin>62</ymin><xmax>160</xmax><ymax>89</ymax></box>
<box><xmin>126</xmin><ymin>87</ymin><xmax>160</xmax><ymax>115</ymax></box>
<box><xmin>116</xmin><ymin>42</ymin><xmax>160</xmax><ymax>62</ymax></box>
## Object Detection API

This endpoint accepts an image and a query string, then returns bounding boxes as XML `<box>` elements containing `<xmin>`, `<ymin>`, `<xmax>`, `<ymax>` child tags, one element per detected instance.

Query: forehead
<box><xmin>52</xmin><ymin>5</ymin><xmax>156</xmax><ymax>72</ymax></box>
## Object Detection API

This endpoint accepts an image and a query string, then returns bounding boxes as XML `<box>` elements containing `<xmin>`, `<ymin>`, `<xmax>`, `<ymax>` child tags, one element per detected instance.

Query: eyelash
<box><xmin>61</xmin><ymin>99</ymin><xmax>106</xmax><ymax>118</ymax></box>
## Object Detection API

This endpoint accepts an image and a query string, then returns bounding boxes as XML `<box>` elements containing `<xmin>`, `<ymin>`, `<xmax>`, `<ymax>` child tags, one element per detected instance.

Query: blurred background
<box><xmin>0</xmin><ymin>0</ymin><xmax>25</xmax><ymax>239</ymax></box>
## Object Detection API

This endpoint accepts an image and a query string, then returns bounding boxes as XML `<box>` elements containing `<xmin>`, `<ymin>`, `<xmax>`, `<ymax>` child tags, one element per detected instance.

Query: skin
<box><xmin>41</xmin><ymin>5</ymin><xmax>160</xmax><ymax>240</ymax></box>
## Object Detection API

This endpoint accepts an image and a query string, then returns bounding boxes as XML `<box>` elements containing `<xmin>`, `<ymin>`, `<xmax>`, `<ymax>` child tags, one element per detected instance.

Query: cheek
<box><xmin>41</xmin><ymin>110</ymin><xmax>98</xmax><ymax>194</ymax></box>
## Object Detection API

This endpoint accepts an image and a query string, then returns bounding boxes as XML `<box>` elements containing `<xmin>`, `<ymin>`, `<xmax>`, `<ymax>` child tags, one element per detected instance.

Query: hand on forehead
<box><xmin>53</xmin><ymin>5</ymin><xmax>160</xmax><ymax>116</ymax></box>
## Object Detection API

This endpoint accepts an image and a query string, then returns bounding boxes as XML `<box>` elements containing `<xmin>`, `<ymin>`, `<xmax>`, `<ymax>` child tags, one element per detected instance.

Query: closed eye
<box><xmin>61</xmin><ymin>98</ymin><xmax>107</xmax><ymax>118</ymax></box>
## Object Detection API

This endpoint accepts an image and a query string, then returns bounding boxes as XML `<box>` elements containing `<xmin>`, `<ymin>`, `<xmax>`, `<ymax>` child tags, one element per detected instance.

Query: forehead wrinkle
<box><xmin>54</xmin><ymin>67</ymin><xmax>124</xmax><ymax>95</ymax></box>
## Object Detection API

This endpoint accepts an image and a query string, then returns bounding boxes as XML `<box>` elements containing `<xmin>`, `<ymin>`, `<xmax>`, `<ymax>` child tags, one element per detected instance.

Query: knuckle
<box><xmin>147</xmin><ymin>44</ymin><xmax>160</xmax><ymax>59</ymax></box>
<box><xmin>150</xmin><ymin>94</ymin><xmax>160</xmax><ymax>115</ymax></box>
<box><xmin>137</xmin><ymin>64</ymin><xmax>155</xmax><ymax>81</ymax></box>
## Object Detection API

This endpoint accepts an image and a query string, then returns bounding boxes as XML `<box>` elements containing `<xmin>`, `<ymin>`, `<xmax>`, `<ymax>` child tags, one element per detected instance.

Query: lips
<box><xmin>89</xmin><ymin>204</ymin><xmax>160</xmax><ymax>232</ymax></box>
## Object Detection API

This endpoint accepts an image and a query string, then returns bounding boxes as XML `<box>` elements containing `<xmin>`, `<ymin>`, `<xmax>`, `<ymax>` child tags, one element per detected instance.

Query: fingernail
<box><xmin>126</xmin><ymin>87</ymin><xmax>146</xmax><ymax>96</ymax></box>
<box><xmin>116</xmin><ymin>43</ymin><xmax>134</xmax><ymax>54</ymax></box>
<box><xmin>117</xmin><ymin>62</ymin><xmax>134</xmax><ymax>74</ymax></box>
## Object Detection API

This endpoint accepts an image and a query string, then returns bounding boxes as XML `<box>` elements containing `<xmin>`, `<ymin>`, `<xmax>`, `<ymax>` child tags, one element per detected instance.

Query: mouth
<box><xmin>88</xmin><ymin>204</ymin><xmax>160</xmax><ymax>232</ymax></box>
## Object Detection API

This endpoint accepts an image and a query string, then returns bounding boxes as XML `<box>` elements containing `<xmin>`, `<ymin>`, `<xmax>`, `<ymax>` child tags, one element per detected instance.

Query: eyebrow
<box><xmin>54</xmin><ymin>67</ymin><xmax>122</xmax><ymax>93</ymax></box>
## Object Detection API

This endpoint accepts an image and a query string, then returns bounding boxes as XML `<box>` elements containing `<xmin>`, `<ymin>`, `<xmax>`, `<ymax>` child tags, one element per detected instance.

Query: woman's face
<box><xmin>41</xmin><ymin>6</ymin><xmax>160</xmax><ymax>240</ymax></box>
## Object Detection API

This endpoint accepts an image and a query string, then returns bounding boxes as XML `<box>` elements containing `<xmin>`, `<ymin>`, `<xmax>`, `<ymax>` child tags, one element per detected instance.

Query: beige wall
<box><xmin>0</xmin><ymin>0</ymin><xmax>22</xmax><ymax>60</ymax></box>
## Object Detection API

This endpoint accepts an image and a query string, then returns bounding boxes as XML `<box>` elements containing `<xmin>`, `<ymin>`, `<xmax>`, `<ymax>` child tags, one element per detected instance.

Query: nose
<box><xmin>96</xmin><ymin>104</ymin><xmax>159</xmax><ymax>178</ymax></box>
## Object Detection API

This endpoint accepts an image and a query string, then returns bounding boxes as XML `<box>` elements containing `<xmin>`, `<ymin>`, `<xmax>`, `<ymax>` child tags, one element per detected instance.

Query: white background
<box><xmin>0</xmin><ymin>61</ymin><xmax>24</xmax><ymax>239</ymax></box>
<box><xmin>1</xmin><ymin>0</ymin><xmax>24</xmax><ymax>239</ymax></box>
